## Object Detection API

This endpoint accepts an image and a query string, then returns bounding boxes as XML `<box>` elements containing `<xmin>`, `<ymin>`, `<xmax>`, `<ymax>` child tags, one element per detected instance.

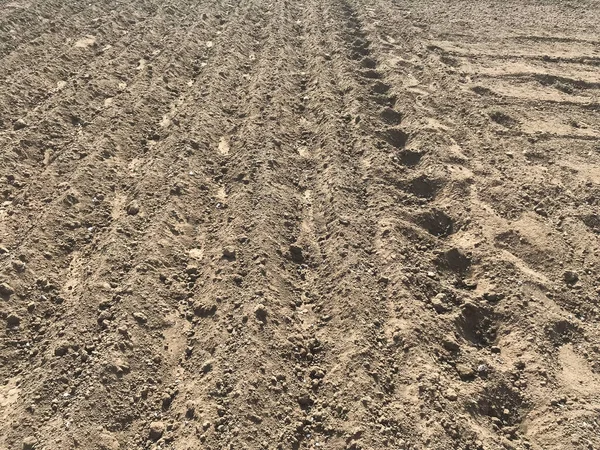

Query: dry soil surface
<box><xmin>1</xmin><ymin>0</ymin><xmax>600</xmax><ymax>449</ymax></box>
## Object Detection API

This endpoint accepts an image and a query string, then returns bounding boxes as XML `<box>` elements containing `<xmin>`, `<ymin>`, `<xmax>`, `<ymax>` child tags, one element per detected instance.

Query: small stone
<box><xmin>477</xmin><ymin>364</ymin><xmax>489</xmax><ymax>375</ymax></box>
<box><xmin>6</xmin><ymin>313</ymin><xmax>21</xmax><ymax>327</ymax></box>
<box><xmin>126</xmin><ymin>201</ymin><xmax>140</xmax><ymax>215</ymax></box>
<box><xmin>0</xmin><ymin>245</ymin><xmax>9</xmax><ymax>254</ymax></box>
<box><xmin>491</xmin><ymin>346</ymin><xmax>501</xmax><ymax>354</ymax></box>
<box><xmin>563</xmin><ymin>270</ymin><xmax>579</xmax><ymax>284</ymax></box>
<box><xmin>0</xmin><ymin>282</ymin><xmax>15</xmax><ymax>297</ymax></box>
<box><xmin>14</xmin><ymin>119</ymin><xmax>28</xmax><ymax>131</ymax></box>
<box><xmin>254</xmin><ymin>304</ymin><xmax>268</xmax><ymax>322</ymax></box>
<box><xmin>133</xmin><ymin>312</ymin><xmax>148</xmax><ymax>324</ymax></box>
<box><xmin>445</xmin><ymin>388</ymin><xmax>458</xmax><ymax>401</ymax></box>
<box><xmin>149</xmin><ymin>421</ymin><xmax>165</xmax><ymax>441</ymax></box>
<box><xmin>201</xmin><ymin>359</ymin><xmax>214</xmax><ymax>373</ymax></box>
<box><xmin>185</xmin><ymin>265</ymin><xmax>199</xmax><ymax>275</ymax></box>
<box><xmin>22</xmin><ymin>436</ymin><xmax>38</xmax><ymax>450</ymax></box>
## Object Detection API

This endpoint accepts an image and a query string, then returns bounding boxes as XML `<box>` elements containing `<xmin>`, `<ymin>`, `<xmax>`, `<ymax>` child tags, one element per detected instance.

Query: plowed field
<box><xmin>1</xmin><ymin>0</ymin><xmax>599</xmax><ymax>449</ymax></box>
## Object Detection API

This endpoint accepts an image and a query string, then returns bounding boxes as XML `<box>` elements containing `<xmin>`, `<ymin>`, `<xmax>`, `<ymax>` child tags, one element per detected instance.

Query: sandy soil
<box><xmin>1</xmin><ymin>0</ymin><xmax>599</xmax><ymax>449</ymax></box>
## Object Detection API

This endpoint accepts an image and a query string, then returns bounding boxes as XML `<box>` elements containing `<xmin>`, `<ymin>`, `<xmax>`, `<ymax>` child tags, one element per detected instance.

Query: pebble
<box><xmin>477</xmin><ymin>364</ymin><xmax>489</xmax><ymax>375</ymax></box>
<box><xmin>201</xmin><ymin>359</ymin><xmax>214</xmax><ymax>373</ymax></box>
<box><xmin>14</xmin><ymin>118</ymin><xmax>28</xmax><ymax>130</ymax></box>
<box><xmin>149</xmin><ymin>421</ymin><xmax>165</xmax><ymax>441</ymax></box>
<box><xmin>185</xmin><ymin>264</ymin><xmax>199</xmax><ymax>275</ymax></box>
<box><xmin>126</xmin><ymin>201</ymin><xmax>140</xmax><ymax>215</ymax></box>
<box><xmin>563</xmin><ymin>270</ymin><xmax>579</xmax><ymax>284</ymax></box>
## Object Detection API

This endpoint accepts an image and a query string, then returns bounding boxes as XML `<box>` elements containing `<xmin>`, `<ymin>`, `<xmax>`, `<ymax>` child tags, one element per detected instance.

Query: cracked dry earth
<box><xmin>1</xmin><ymin>0</ymin><xmax>600</xmax><ymax>449</ymax></box>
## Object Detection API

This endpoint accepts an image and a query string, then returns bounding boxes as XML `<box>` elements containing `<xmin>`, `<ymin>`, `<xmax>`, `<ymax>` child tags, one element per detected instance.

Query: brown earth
<box><xmin>1</xmin><ymin>0</ymin><xmax>600</xmax><ymax>448</ymax></box>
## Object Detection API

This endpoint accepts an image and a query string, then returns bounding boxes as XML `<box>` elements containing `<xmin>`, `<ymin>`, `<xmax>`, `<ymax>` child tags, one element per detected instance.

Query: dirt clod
<box><xmin>222</xmin><ymin>246</ymin><xmax>237</xmax><ymax>260</ymax></box>
<box><xmin>445</xmin><ymin>388</ymin><xmax>458</xmax><ymax>401</ymax></box>
<box><xmin>254</xmin><ymin>304</ymin><xmax>268</xmax><ymax>322</ymax></box>
<box><xmin>289</xmin><ymin>244</ymin><xmax>304</xmax><ymax>263</ymax></box>
<box><xmin>6</xmin><ymin>313</ymin><xmax>21</xmax><ymax>327</ymax></box>
<box><xmin>22</xmin><ymin>436</ymin><xmax>37</xmax><ymax>450</ymax></box>
<box><xmin>133</xmin><ymin>312</ymin><xmax>148</xmax><ymax>324</ymax></box>
<box><xmin>149</xmin><ymin>421</ymin><xmax>165</xmax><ymax>441</ymax></box>
<box><xmin>54</xmin><ymin>342</ymin><xmax>70</xmax><ymax>357</ymax></box>
<box><xmin>0</xmin><ymin>282</ymin><xmax>14</xmax><ymax>297</ymax></box>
